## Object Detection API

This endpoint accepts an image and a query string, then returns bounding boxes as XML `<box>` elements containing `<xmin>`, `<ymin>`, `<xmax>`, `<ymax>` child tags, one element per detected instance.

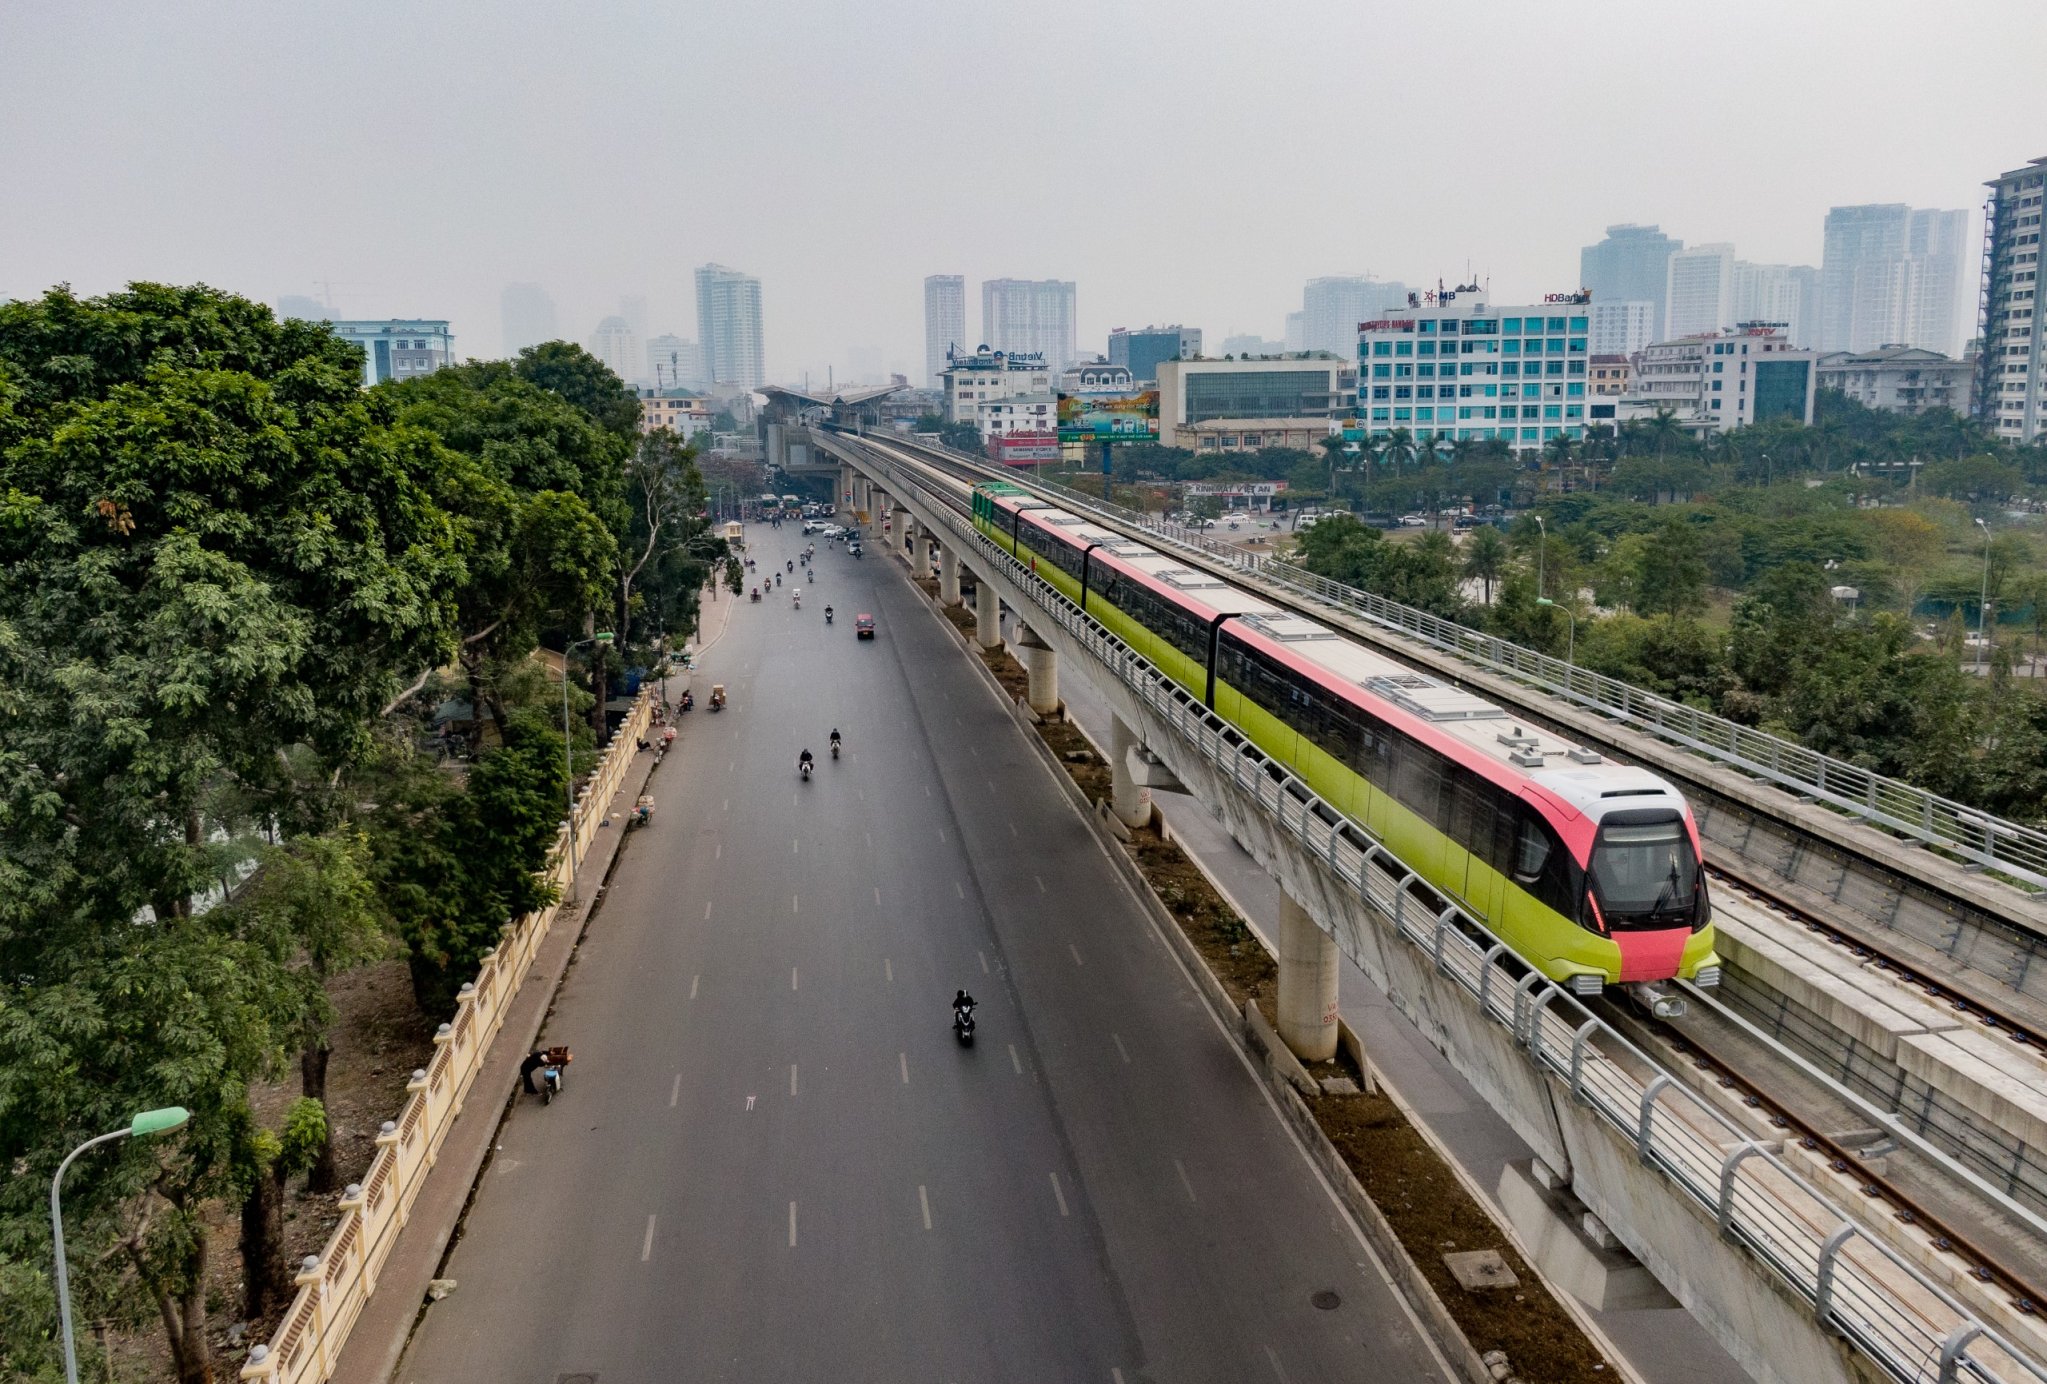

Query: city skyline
<box><xmin>5</xmin><ymin>2</ymin><xmax>2041</xmax><ymax>386</ymax></box>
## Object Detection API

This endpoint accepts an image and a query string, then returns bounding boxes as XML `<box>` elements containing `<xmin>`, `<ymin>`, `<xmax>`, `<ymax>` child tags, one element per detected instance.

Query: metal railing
<box><xmin>849</xmin><ymin>435</ymin><xmax>2047</xmax><ymax>1384</ymax></box>
<box><xmin>877</xmin><ymin>432</ymin><xmax>2047</xmax><ymax>892</ymax></box>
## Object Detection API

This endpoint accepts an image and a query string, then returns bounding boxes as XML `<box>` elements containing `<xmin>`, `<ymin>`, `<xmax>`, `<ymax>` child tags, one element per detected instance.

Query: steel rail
<box><xmin>856</xmin><ymin>428</ymin><xmax>2047</xmax><ymax>891</ymax></box>
<box><xmin>834</xmin><ymin>430</ymin><xmax>2047</xmax><ymax>1384</ymax></box>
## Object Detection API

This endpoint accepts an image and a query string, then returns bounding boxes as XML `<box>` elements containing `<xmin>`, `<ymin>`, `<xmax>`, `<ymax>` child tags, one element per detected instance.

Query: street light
<box><xmin>52</xmin><ymin>1107</ymin><xmax>190</xmax><ymax>1384</ymax></box>
<box><xmin>1538</xmin><ymin>597</ymin><xmax>1576</xmax><ymax>669</ymax></box>
<box><xmin>561</xmin><ymin>631</ymin><xmax>615</xmax><ymax>904</ymax></box>
<box><xmin>1975</xmin><ymin>517</ymin><xmax>1992</xmax><ymax>669</ymax></box>
<box><xmin>1533</xmin><ymin>513</ymin><xmax>1547</xmax><ymax>600</ymax></box>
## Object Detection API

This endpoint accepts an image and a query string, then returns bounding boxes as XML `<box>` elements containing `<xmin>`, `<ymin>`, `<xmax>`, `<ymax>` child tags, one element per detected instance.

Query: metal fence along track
<box><xmin>869</xmin><ymin>431</ymin><xmax>2047</xmax><ymax>892</ymax></box>
<box><xmin>845</xmin><ymin>435</ymin><xmax>2047</xmax><ymax>1384</ymax></box>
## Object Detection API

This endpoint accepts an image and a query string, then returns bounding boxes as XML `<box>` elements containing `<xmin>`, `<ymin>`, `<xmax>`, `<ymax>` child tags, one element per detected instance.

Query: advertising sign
<box><xmin>1056</xmin><ymin>389</ymin><xmax>1159</xmax><ymax>444</ymax></box>
<box><xmin>990</xmin><ymin>432</ymin><xmax>1062</xmax><ymax>466</ymax></box>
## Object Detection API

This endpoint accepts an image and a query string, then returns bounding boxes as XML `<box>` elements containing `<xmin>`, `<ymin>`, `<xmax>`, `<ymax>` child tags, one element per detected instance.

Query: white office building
<box><xmin>1156</xmin><ymin>354</ymin><xmax>1354</xmax><ymax>449</ymax></box>
<box><xmin>977</xmin><ymin>392</ymin><xmax>1057</xmax><ymax>440</ymax></box>
<box><xmin>1353</xmin><ymin>295</ymin><xmax>1589</xmax><ymax>452</ymax></box>
<box><xmin>1978</xmin><ymin>156</ymin><xmax>2047</xmax><ymax>443</ymax></box>
<box><xmin>1301</xmin><ymin>276</ymin><xmax>1407</xmax><ymax>358</ymax></box>
<box><xmin>941</xmin><ymin>345</ymin><xmax>1054</xmax><ymax>425</ymax></box>
<box><xmin>1589</xmin><ymin>300</ymin><xmax>1655</xmax><ymax>357</ymax></box>
<box><xmin>589</xmin><ymin>316</ymin><xmax>642</xmax><ymax>385</ymax></box>
<box><xmin>1622</xmin><ymin>327</ymin><xmax>1817</xmax><ymax>434</ymax></box>
<box><xmin>1665</xmin><ymin>244</ymin><xmax>1736</xmax><ymax>338</ymax></box>
<box><xmin>695</xmin><ymin>263</ymin><xmax>765</xmax><ymax>390</ymax></box>
<box><xmin>924</xmin><ymin>275</ymin><xmax>965</xmax><ymax>388</ymax></box>
<box><xmin>329</xmin><ymin>320</ymin><xmax>455</xmax><ymax>387</ymax></box>
<box><xmin>982</xmin><ymin>279</ymin><xmax>1077</xmax><ymax>373</ymax></box>
<box><xmin>1817</xmin><ymin>346</ymin><xmax>1973</xmax><ymax>417</ymax></box>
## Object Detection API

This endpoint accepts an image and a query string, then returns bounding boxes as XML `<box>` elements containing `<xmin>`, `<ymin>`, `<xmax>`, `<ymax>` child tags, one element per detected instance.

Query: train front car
<box><xmin>1520</xmin><ymin>764</ymin><xmax>1720</xmax><ymax>997</ymax></box>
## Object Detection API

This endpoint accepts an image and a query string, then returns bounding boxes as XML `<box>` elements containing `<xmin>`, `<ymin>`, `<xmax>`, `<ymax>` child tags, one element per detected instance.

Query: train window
<box><xmin>1513</xmin><ymin>816</ymin><xmax>1550</xmax><ymax>879</ymax></box>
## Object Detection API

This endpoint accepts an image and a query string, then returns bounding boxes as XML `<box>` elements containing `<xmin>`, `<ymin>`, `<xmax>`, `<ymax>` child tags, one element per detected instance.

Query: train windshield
<box><xmin>1587</xmin><ymin>812</ymin><xmax>1699</xmax><ymax>928</ymax></box>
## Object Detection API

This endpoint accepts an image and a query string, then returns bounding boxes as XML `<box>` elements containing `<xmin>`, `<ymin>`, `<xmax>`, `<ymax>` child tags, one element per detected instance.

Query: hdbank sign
<box><xmin>1056</xmin><ymin>389</ymin><xmax>1159</xmax><ymax>443</ymax></box>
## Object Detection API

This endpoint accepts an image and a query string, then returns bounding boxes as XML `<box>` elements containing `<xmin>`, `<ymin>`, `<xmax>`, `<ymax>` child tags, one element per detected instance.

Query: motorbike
<box><xmin>709</xmin><ymin>684</ymin><xmax>726</xmax><ymax>712</ymax></box>
<box><xmin>825</xmin><ymin>610</ymin><xmax>834</xmax><ymax>625</ymax></box>
<box><xmin>750</xmin><ymin>588</ymin><xmax>760</xmax><ymax>602</ymax></box>
<box><xmin>774</xmin><ymin>573</ymin><xmax>781</xmax><ymax>587</ymax></box>
<box><xmin>793</xmin><ymin>594</ymin><xmax>801</xmax><ymax>609</ymax></box>
<box><xmin>629</xmin><ymin>794</ymin><xmax>655</xmax><ymax>829</ymax></box>
<box><xmin>800</xmin><ymin>757</ymin><xmax>813</xmax><ymax>781</ymax></box>
<box><xmin>830</xmin><ymin>739</ymin><xmax>840</xmax><ymax>759</ymax></box>
<box><xmin>952</xmin><ymin>1005</ymin><xmax>976</xmax><ymax>1046</ymax></box>
<box><xmin>679</xmin><ymin>692</ymin><xmax>693</xmax><ymax>713</ymax></box>
<box><xmin>535</xmin><ymin>1045</ymin><xmax>572</xmax><ymax>1104</ymax></box>
<box><xmin>787</xmin><ymin>560</ymin><xmax>794</xmax><ymax>572</ymax></box>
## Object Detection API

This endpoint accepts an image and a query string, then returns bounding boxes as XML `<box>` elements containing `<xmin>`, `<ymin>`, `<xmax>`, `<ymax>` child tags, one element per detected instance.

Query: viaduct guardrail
<box><xmin>866</xmin><ymin>430</ymin><xmax>2047</xmax><ymax>892</ymax></box>
<box><xmin>838</xmin><ymin>432</ymin><xmax>2047</xmax><ymax>1384</ymax></box>
<box><xmin>239</xmin><ymin>691</ymin><xmax>657</xmax><ymax>1384</ymax></box>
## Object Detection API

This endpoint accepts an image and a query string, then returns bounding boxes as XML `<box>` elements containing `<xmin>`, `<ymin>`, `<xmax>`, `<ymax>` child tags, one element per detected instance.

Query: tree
<box><xmin>513</xmin><ymin>340</ymin><xmax>643</xmax><ymax>437</ymax></box>
<box><xmin>1634</xmin><ymin>519</ymin><xmax>1711</xmax><ymax>622</ymax></box>
<box><xmin>617</xmin><ymin>427</ymin><xmax>711</xmax><ymax>654</ymax></box>
<box><xmin>1462</xmin><ymin>524</ymin><xmax>1509</xmax><ymax>604</ymax></box>
<box><xmin>0</xmin><ymin>284</ymin><xmax>461</xmax><ymax>1382</ymax></box>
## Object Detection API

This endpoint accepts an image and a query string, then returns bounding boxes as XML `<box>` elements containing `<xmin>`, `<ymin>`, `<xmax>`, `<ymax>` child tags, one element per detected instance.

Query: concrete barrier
<box><xmin>239</xmin><ymin>691</ymin><xmax>656</xmax><ymax>1384</ymax></box>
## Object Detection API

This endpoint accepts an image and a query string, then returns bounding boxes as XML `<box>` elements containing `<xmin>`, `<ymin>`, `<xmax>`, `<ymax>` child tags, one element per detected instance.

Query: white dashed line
<box><xmin>721</xmin><ymin>799</ymin><xmax>727</xmax><ymax>812</ymax></box>
<box><xmin>1069</xmin><ymin>944</ymin><xmax>1083</xmax><ymax>967</ymax></box>
<box><xmin>1035</xmin><ymin>875</ymin><xmax>1046</xmax><ymax>893</ymax></box>
<box><xmin>792</xmin><ymin>894</ymin><xmax>800</xmax><ymax>915</ymax></box>
<box><xmin>874</xmin><ymin>886</ymin><xmax>881</xmax><ymax>907</ymax></box>
<box><xmin>955</xmin><ymin>881</ymin><xmax>964</xmax><ymax>899</ymax></box>
<box><xmin>790</xmin><ymin>1064</ymin><xmax>798</xmax><ymax>1097</ymax></box>
<box><xmin>899</xmin><ymin>1052</ymin><xmax>909</xmax><ymax>1084</ymax></box>
<box><xmin>670</xmin><ymin>1074</ymin><xmax>682</xmax><ymax>1107</ymax></box>
<box><xmin>704</xmin><ymin>900</ymin><xmax>713</xmax><ymax>920</ymax></box>
<box><xmin>791</xmin><ymin>967</ymin><xmax>799</xmax><ymax>990</ymax></box>
<box><xmin>1049</xmin><ymin>1172</ymin><xmax>1070</xmax><ymax>1217</ymax></box>
<box><xmin>1112</xmin><ymin>1033</ymin><xmax>1131</xmax><ymax>1064</ymax></box>
<box><xmin>1008</xmin><ymin>1044</ymin><xmax>1022</xmax><ymax>1075</ymax></box>
<box><xmin>789</xmin><ymin>1202</ymin><xmax>797</xmax><ymax>1247</ymax></box>
<box><xmin>918</xmin><ymin>1184</ymin><xmax>933</xmax><ymax>1231</ymax></box>
<box><xmin>865</xmin><ymin>832</ymin><xmax>872</xmax><ymax>848</ymax></box>
<box><xmin>641</xmin><ymin>1214</ymin><xmax>657</xmax><ymax>1262</ymax></box>
<box><xmin>1009</xmin><ymin>820</ymin><xmax>1018</xmax><ymax>837</ymax></box>
<box><xmin>792</xmin><ymin>839</ymin><xmax>799</xmax><ymax>854</ymax></box>
<box><xmin>1265</xmin><ymin>1345</ymin><xmax>1290</xmax><ymax>1382</ymax></box>
<box><xmin>715</xmin><ymin>841</ymin><xmax>722</xmax><ymax>859</ymax></box>
<box><xmin>689</xmin><ymin>974</ymin><xmax>699</xmax><ymax>999</ymax></box>
<box><xmin>938</xmin><ymin>826</ymin><xmax>946</xmax><ymax>842</ymax></box>
<box><xmin>1174</xmin><ymin>1159</ymin><xmax>1197</xmax><ymax>1204</ymax></box>
<box><xmin>885</xmin><ymin>958</ymin><xmax>893</xmax><ymax>983</ymax></box>
<box><xmin>978</xmin><ymin>950</ymin><xmax>989</xmax><ymax>974</ymax></box>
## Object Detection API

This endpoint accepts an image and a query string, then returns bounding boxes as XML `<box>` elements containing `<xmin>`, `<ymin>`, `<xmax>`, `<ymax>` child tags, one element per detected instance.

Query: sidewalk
<box><xmin>328</xmin><ymin>758</ymin><xmax>664</xmax><ymax>1384</ymax></box>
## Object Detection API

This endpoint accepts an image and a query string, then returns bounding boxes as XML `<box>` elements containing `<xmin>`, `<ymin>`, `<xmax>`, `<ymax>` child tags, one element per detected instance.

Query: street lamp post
<box><xmin>560</xmin><ymin>631</ymin><xmax>615</xmax><ymax>905</ymax></box>
<box><xmin>1533</xmin><ymin>513</ymin><xmax>1547</xmax><ymax>600</ymax></box>
<box><xmin>52</xmin><ymin>1108</ymin><xmax>190</xmax><ymax>1384</ymax></box>
<box><xmin>1538</xmin><ymin>596</ymin><xmax>1576</xmax><ymax>669</ymax></box>
<box><xmin>1975</xmin><ymin>517</ymin><xmax>1993</xmax><ymax>669</ymax></box>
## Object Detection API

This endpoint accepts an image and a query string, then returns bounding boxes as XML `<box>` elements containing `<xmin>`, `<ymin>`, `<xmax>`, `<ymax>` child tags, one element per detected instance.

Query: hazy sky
<box><xmin>5</xmin><ymin>1</ymin><xmax>2044</xmax><ymax>384</ymax></box>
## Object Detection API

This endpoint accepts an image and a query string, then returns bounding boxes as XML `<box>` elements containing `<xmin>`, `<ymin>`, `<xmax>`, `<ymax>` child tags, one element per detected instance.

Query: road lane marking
<box><xmin>690</xmin><ymin>974</ymin><xmax>699</xmax><ymax>999</ymax></box>
<box><xmin>884</xmin><ymin>958</ymin><xmax>893</xmax><ymax>983</ymax></box>
<box><xmin>1069</xmin><ymin>944</ymin><xmax>1084</xmax><ymax>967</ymax></box>
<box><xmin>1112</xmin><ymin>1033</ymin><xmax>1131</xmax><ymax>1064</ymax></box>
<box><xmin>715</xmin><ymin>842</ymin><xmax>722</xmax><ymax>859</ymax></box>
<box><xmin>729</xmin><ymin>760</ymin><xmax>735</xmax><ymax>772</ymax></box>
<box><xmin>986</xmin><ymin>778</ymin><xmax>995</xmax><ymax>792</ymax></box>
<box><xmin>918</xmin><ymin>1184</ymin><xmax>932</xmax><ymax>1231</ymax></box>
<box><xmin>955</xmin><ymin>881</ymin><xmax>964</xmax><ymax>898</ymax></box>
<box><xmin>670</xmin><ymin>1074</ymin><xmax>682</xmax><ymax>1107</ymax></box>
<box><xmin>1034</xmin><ymin>874</ymin><xmax>1046</xmax><ymax>893</ymax></box>
<box><xmin>899</xmin><ymin>1052</ymin><xmax>909</xmax><ymax>1084</ymax></box>
<box><xmin>857</xmin><ymin>787</ymin><xmax>865</xmax><ymax>803</ymax></box>
<box><xmin>642</xmin><ymin>1214</ymin><xmax>657</xmax><ymax>1262</ymax></box>
<box><xmin>937</xmin><ymin>826</ymin><xmax>946</xmax><ymax>842</ymax></box>
<box><xmin>1114</xmin><ymin>1372</ymin><xmax>1126</xmax><ymax>1384</ymax></box>
<box><xmin>926</xmin><ymin>785</ymin><xmax>932</xmax><ymax>797</ymax></box>
<box><xmin>746</xmin><ymin>1095</ymin><xmax>755</xmax><ymax>1110</ymax></box>
<box><xmin>789</xmin><ymin>1201</ymin><xmax>797</xmax><ymax>1247</ymax></box>
<box><xmin>1009</xmin><ymin>820</ymin><xmax>1018</xmax><ymax>837</ymax></box>
<box><xmin>704</xmin><ymin>901</ymin><xmax>713</xmax><ymax>919</ymax></box>
<box><xmin>792</xmin><ymin>838</ymin><xmax>799</xmax><ymax>854</ymax></box>
<box><xmin>1264</xmin><ymin>1345</ymin><xmax>1290</xmax><ymax>1382</ymax></box>
<box><xmin>969</xmin><ymin>745</ymin><xmax>978</xmax><ymax>757</ymax></box>
<box><xmin>792</xmin><ymin>894</ymin><xmax>799</xmax><ymax>914</ymax></box>
<box><xmin>873</xmin><ymin>886</ymin><xmax>881</xmax><ymax>907</ymax></box>
<box><xmin>791</xmin><ymin>1064</ymin><xmax>798</xmax><ymax>1097</ymax></box>
<box><xmin>1049</xmin><ymin>1172</ymin><xmax>1070</xmax><ymax>1217</ymax></box>
<box><xmin>721</xmin><ymin>799</ymin><xmax>728</xmax><ymax>812</ymax></box>
<box><xmin>1174</xmin><ymin>1159</ymin><xmax>1197</xmax><ymax>1204</ymax></box>
<box><xmin>865</xmin><ymin>832</ymin><xmax>872</xmax><ymax>848</ymax></box>
<box><xmin>1008</xmin><ymin>1044</ymin><xmax>1022</xmax><ymax>1075</ymax></box>
<box><xmin>978</xmin><ymin>950</ymin><xmax>989</xmax><ymax>974</ymax></box>
<box><xmin>791</xmin><ymin>967</ymin><xmax>799</xmax><ymax>990</ymax></box>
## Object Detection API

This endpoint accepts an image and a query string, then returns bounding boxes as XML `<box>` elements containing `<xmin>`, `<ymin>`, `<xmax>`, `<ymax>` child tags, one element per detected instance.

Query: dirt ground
<box><xmin>964</xmin><ymin>625</ymin><xmax>1612</xmax><ymax>1383</ymax></box>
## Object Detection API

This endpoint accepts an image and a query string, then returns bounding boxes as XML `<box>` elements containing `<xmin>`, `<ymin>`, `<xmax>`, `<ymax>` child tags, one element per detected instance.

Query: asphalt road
<box><xmin>396</xmin><ymin>520</ymin><xmax>1451</xmax><ymax>1384</ymax></box>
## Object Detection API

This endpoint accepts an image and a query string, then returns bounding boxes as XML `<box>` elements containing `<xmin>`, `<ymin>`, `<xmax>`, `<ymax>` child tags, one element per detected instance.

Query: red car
<box><xmin>855</xmin><ymin>613</ymin><xmax>876</xmax><ymax>639</ymax></box>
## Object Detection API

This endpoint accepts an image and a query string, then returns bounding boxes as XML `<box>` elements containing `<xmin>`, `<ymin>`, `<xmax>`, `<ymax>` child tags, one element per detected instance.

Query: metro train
<box><xmin>971</xmin><ymin>480</ymin><xmax>1720</xmax><ymax>994</ymax></box>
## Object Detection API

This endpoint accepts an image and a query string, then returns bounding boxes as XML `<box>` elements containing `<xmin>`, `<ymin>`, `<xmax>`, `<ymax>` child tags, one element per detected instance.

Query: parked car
<box><xmin>1399</xmin><ymin>514</ymin><xmax>1428</xmax><ymax>527</ymax></box>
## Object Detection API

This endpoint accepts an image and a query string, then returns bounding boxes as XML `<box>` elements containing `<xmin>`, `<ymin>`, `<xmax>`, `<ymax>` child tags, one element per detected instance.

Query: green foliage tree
<box><xmin>513</xmin><ymin>340</ymin><xmax>644</xmax><ymax>437</ymax></box>
<box><xmin>1462</xmin><ymin>524</ymin><xmax>1508</xmax><ymax>604</ymax></box>
<box><xmin>1634</xmin><ymin>519</ymin><xmax>1710</xmax><ymax>622</ymax></box>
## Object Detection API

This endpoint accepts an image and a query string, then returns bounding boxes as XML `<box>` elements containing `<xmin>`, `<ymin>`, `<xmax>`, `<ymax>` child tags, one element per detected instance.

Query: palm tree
<box><xmin>1463</xmin><ymin>523</ymin><xmax>1508</xmax><ymax>604</ymax></box>
<box><xmin>1380</xmin><ymin>427</ymin><xmax>1418</xmax><ymax>475</ymax></box>
<box><xmin>1646</xmin><ymin>408</ymin><xmax>1683</xmax><ymax>459</ymax></box>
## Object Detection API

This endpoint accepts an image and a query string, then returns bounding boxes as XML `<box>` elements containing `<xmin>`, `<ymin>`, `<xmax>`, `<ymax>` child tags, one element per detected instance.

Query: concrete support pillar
<box><xmin>1108</xmin><ymin>716</ymin><xmax>1152</xmax><ymax>828</ymax></box>
<box><xmin>901</xmin><ymin>515</ymin><xmax>920</xmax><ymax>567</ymax></box>
<box><xmin>1015</xmin><ymin>623</ymin><xmax>1060</xmax><ymax>716</ymax></box>
<box><xmin>938</xmin><ymin>544</ymin><xmax>961</xmax><ymax>605</ymax></box>
<box><xmin>975</xmin><ymin>575</ymin><xmax>1002</xmax><ymax>649</ymax></box>
<box><xmin>1276</xmin><ymin>892</ymin><xmax>1339</xmax><ymax>1062</ymax></box>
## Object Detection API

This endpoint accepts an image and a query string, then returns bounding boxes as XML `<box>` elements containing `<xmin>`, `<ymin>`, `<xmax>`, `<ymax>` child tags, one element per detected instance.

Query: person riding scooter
<box><xmin>798</xmin><ymin>748</ymin><xmax>814</xmax><ymax>780</ymax></box>
<box><xmin>825</xmin><ymin>605</ymin><xmax>834</xmax><ymax>625</ymax></box>
<box><xmin>830</xmin><ymin>727</ymin><xmax>842</xmax><ymax>759</ymax></box>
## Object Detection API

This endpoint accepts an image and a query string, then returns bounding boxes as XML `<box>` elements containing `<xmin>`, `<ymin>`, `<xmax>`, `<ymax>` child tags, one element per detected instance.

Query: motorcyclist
<box><xmin>774</xmin><ymin>571</ymin><xmax>781</xmax><ymax>586</ymax></box>
<box><xmin>824</xmin><ymin>604</ymin><xmax>834</xmax><ymax>623</ymax></box>
<box><xmin>799</xmin><ymin>748</ymin><xmax>815</xmax><ymax>772</ymax></box>
<box><xmin>830</xmin><ymin>727</ymin><xmax>842</xmax><ymax>752</ymax></box>
<box><xmin>953</xmin><ymin>989</ymin><xmax>976</xmax><ymax>1020</ymax></box>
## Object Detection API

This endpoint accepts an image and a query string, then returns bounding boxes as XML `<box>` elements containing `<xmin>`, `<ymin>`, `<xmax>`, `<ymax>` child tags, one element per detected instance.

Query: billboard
<box><xmin>989</xmin><ymin>432</ymin><xmax>1062</xmax><ymax>466</ymax></box>
<box><xmin>1057</xmin><ymin>389</ymin><xmax>1159</xmax><ymax>444</ymax></box>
